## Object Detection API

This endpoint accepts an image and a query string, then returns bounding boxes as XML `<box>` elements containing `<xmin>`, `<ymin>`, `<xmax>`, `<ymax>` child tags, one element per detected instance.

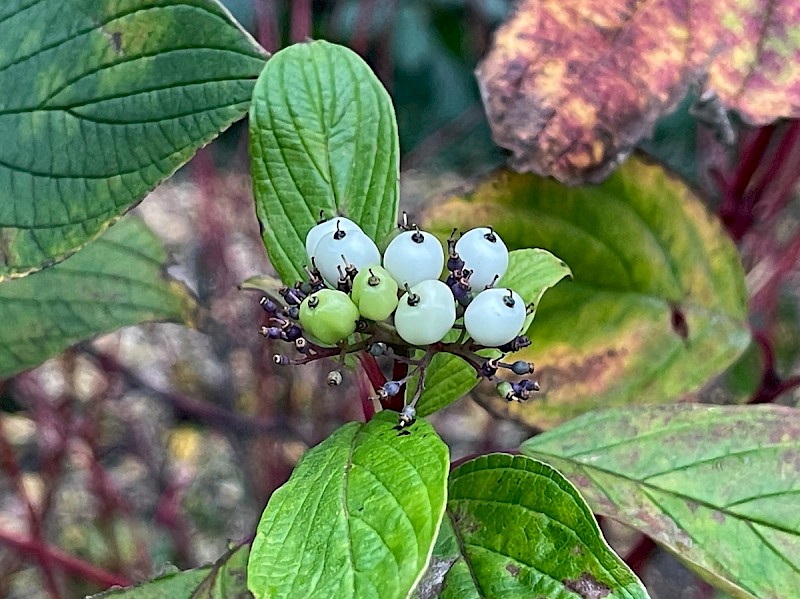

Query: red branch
<box><xmin>357</xmin><ymin>353</ymin><xmax>388</xmax><ymax>419</ymax></box>
<box><xmin>750</xmin><ymin>331</ymin><xmax>800</xmax><ymax>403</ymax></box>
<box><xmin>623</xmin><ymin>535</ymin><xmax>657</xmax><ymax>576</ymax></box>
<box><xmin>0</xmin><ymin>527</ymin><xmax>131</xmax><ymax>590</ymax></box>
<box><xmin>355</xmin><ymin>367</ymin><xmax>376</xmax><ymax>421</ymax></box>
<box><xmin>290</xmin><ymin>0</ymin><xmax>311</xmax><ymax>43</ymax></box>
<box><xmin>0</xmin><ymin>417</ymin><xmax>62</xmax><ymax>598</ymax></box>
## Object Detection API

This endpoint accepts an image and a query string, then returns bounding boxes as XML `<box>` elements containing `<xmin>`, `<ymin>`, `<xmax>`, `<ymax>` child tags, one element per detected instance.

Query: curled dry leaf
<box><xmin>478</xmin><ymin>0</ymin><xmax>800</xmax><ymax>184</ymax></box>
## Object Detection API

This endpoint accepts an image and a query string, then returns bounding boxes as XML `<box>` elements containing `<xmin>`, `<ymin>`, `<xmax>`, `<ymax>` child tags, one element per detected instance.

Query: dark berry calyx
<box><xmin>398</xmin><ymin>405</ymin><xmax>416</xmax><ymax>428</ymax></box>
<box><xmin>503</xmin><ymin>289</ymin><xmax>516</xmax><ymax>308</ymax></box>
<box><xmin>367</xmin><ymin>268</ymin><xmax>381</xmax><ymax>286</ymax></box>
<box><xmin>404</xmin><ymin>283</ymin><xmax>420</xmax><ymax>306</ymax></box>
<box><xmin>327</xmin><ymin>371</ymin><xmax>343</xmax><ymax>386</ymax></box>
<box><xmin>333</xmin><ymin>220</ymin><xmax>347</xmax><ymax>240</ymax></box>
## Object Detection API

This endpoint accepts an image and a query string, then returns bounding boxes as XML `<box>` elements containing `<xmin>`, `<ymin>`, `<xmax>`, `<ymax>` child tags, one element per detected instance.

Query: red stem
<box><xmin>623</xmin><ymin>535</ymin><xmax>657</xmax><ymax>575</ymax></box>
<box><xmin>746</xmin><ymin>122</ymin><xmax>800</xmax><ymax>218</ymax></box>
<box><xmin>732</xmin><ymin>126</ymin><xmax>776</xmax><ymax>199</ymax></box>
<box><xmin>749</xmin><ymin>331</ymin><xmax>800</xmax><ymax>403</ymax></box>
<box><xmin>349</xmin><ymin>0</ymin><xmax>375</xmax><ymax>56</ymax></box>
<box><xmin>0</xmin><ymin>527</ymin><xmax>131</xmax><ymax>590</ymax></box>
<box><xmin>290</xmin><ymin>0</ymin><xmax>312</xmax><ymax>43</ymax></box>
<box><xmin>357</xmin><ymin>353</ymin><xmax>388</xmax><ymax>419</ymax></box>
<box><xmin>719</xmin><ymin>125</ymin><xmax>776</xmax><ymax>240</ymax></box>
<box><xmin>387</xmin><ymin>359</ymin><xmax>408</xmax><ymax>412</ymax></box>
<box><xmin>0</xmin><ymin>417</ymin><xmax>62</xmax><ymax>598</ymax></box>
<box><xmin>355</xmin><ymin>367</ymin><xmax>376</xmax><ymax>422</ymax></box>
<box><xmin>254</xmin><ymin>0</ymin><xmax>280</xmax><ymax>53</ymax></box>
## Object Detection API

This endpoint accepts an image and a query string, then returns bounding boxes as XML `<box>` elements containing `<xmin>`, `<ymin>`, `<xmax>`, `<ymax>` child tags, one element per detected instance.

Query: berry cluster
<box><xmin>258</xmin><ymin>213</ymin><xmax>539</xmax><ymax>427</ymax></box>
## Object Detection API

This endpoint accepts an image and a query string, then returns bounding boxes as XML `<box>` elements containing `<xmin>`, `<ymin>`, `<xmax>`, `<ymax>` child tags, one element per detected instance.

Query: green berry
<box><xmin>496</xmin><ymin>381</ymin><xmax>514</xmax><ymax>400</ymax></box>
<box><xmin>351</xmin><ymin>266</ymin><xmax>399</xmax><ymax>321</ymax></box>
<box><xmin>299</xmin><ymin>289</ymin><xmax>359</xmax><ymax>345</ymax></box>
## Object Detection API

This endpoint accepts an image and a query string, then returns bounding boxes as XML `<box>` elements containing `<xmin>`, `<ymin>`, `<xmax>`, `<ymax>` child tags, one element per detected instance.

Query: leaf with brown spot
<box><xmin>478</xmin><ymin>0</ymin><xmax>800</xmax><ymax>184</ymax></box>
<box><xmin>414</xmin><ymin>454</ymin><xmax>650</xmax><ymax>599</ymax></box>
<box><xmin>424</xmin><ymin>158</ymin><xmax>751</xmax><ymax>429</ymax></box>
<box><xmin>522</xmin><ymin>405</ymin><xmax>800</xmax><ymax>599</ymax></box>
<box><xmin>564</xmin><ymin>572</ymin><xmax>612</xmax><ymax>599</ymax></box>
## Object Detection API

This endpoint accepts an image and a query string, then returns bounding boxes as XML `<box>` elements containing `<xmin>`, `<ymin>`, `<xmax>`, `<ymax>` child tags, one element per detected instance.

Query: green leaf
<box><xmin>414</xmin><ymin>248</ymin><xmax>570</xmax><ymax>417</ymax></box>
<box><xmin>0</xmin><ymin>0</ymin><xmax>267</xmax><ymax>280</ymax></box>
<box><xmin>522</xmin><ymin>405</ymin><xmax>800</xmax><ymax>599</ymax></box>
<box><xmin>89</xmin><ymin>542</ymin><xmax>251</xmax><ymax>597</ymax></box>
<box><xmin>0</xmin><ymin>216</ymin><xmax>195</xmax><ymax>379</ymax></box>
<box><xmin>248</xmin><ymin>410</ymin><xmax>449</xmax><ymax>599</ymax></box>
<box><xmin>425</xmin><ymin>158</ymin><xmax>750</xmax><ymax>428</ymax></box>
<box><xmin>414</xmin><ymin>453</ymin><xmax>648</xmax><ymax>599</ymax></box>
<box><xmin>249</xmin><ymin>40</ymin><xmax>400</xmax><ymax>284</ymax></box>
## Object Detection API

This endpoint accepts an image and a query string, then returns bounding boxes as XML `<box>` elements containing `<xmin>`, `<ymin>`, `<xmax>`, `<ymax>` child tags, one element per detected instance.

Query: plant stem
<box><xmin>357</xmin><ymin>353</ymin><xmax>387</xmax><ymax>418</ymax></box>
<box><xmin>623</xmin><ymin>534</ymin><xmax>656</xmax><ymax>576</ymax></box>
<box><xmin>0</xmin><ymin>527</ymin><xmax>131</xmax><ymax>590</ymax></box>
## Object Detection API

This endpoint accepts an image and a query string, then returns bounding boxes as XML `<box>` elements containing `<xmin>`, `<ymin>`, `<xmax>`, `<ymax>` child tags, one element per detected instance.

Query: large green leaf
<box><xmin>414</xmin><ymin>454</ymin><xmax>648</xmax><ymax>599</ymax></box>
<box><xmin>522</xmin><ymin>405</ymin><xmax>800</xmax><ymax>599</ymax></box>
<box><xmin>0</xmin><ymin>0</ymin><xmax>267</xmax><ymax>280</ymax></box>
<box><xmin>414</xmin><ymin>248</ymin><xmax>570</xmax><ymax>417</ymax></box>
<box><xmin>425</xmin><ymin>158</ymin><xmax>750</xmax><ymax>428</ymax></box>
<box><xmin>0</xmin><ymin>216</ymin><xmax>195</xmax><ymax>379</ymax></box>
<box><xmin>248</xmin><ymin>410</ymin><xmax>449</xmax><ymax>599</ymax></box>
<box><xmin>249</xmin><ymin>40</ymin><xmax>400</xmax><ymax>284</ymax></box>
<box><xmin>90</xmin><ymin>542</ymin><xmax>251</xmax><ymax>597</ymax></box>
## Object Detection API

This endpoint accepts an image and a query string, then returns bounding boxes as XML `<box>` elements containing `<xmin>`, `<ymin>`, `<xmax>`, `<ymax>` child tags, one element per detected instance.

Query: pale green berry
<box><xmin>313</xmin><ymin>229</ymin><xmax>380</xmax><ymax>285</ymax></box>
<box><xmin>455</xmin><ymin>227</ymin><xmax>509</xmax><ymax>289</ymax></box>
<box><xmin>305</xmin><ymin>217</ymin><xmax>361</xmax><ymax>261</ymax></box>
<box><xmin>383</xmin><ymin>229</ymin><xmax>445</xmax><ymax>287</ymax></box>
<box><xmin>464</xmin><ymin>288</ymin><xmax>525</xmax><ymax>347</ymax></box>
<box><xmin>351</xmin><ymin>266</ymin><xmax>399</xmax><ymax>321</ymax></box>
<box><xmin>394</xmin><ymin>279</ymin><xmax>456</xmax><ymax>345</ymax></box>
<box><xmin>299</xmin><ymin>289</ymin><xmax>359</xmax><ymax>345</ymax></box>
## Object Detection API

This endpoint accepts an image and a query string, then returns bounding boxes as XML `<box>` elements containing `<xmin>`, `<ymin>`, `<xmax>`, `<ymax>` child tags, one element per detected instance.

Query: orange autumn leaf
<box><xmin>478</xmin><ymin>0</ymin><xmax>800</xmax><ymax>184</ymax></box>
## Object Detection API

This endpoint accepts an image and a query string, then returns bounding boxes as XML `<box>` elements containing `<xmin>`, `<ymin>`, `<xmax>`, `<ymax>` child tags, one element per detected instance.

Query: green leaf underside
<box><xmin>248</xmin><ymin>411</ymin><xmax>449</xmax><ymax>599</ymax></box>
<box><xmin>90</xmin><ymin>542</ymin><xmax>251</xmax><ymax>597</ymax></box>
<box><xmin>249</xmin><ymin>40</ymin><xmax>400</xmax><ymax>285</ymax></box>
<box><xmin>414</xmin><ymin>248</ymin><xmax>571</xmax><ymax>417</ymax></box>
<box><xmin>0</xmin><ymin>216</ymin><xmax>194</xmax><ymax>378</ymax></box>
<box><xmin>0</xmin><ymin>0</ymin><xmax>267</xmax><ymax>279</ymax></box>
<box><xmin>415</xmin><ymin>454</ymin><xmax>648</xmax><ymax>599</ymax></box>
<box><xmin>424</xmin><ymin>158</ymin><xmax>750</xmax><ymax>428</ymax></box>
<box><xmin>522</xmin><ymin>405</ymin><xmax>800</xmax><ymax>599</ymax></box>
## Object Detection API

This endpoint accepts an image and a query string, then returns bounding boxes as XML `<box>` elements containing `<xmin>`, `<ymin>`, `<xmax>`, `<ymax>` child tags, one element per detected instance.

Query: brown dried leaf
<box><xmin>478</xmin><ymin>0</ymin><xmax>800</xmax><ymax>184</ymax></box>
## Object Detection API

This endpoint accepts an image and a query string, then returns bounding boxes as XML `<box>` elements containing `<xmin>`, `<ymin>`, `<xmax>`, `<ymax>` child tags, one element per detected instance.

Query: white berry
<box><xmin>313</xmin><ymin>229</ymin><xmax>381</xmax><ymax>285</ymax></box>
<box><xmin>305</xmin><ymin>217</ymin><xmax>361</xmax><ymax>262</ymax></box>
<box><xmin>464</xmin><ymin>287</ymin><xmax>526</xmax><ymax>347</ymax></box>
<box><xmin>455</xmin><ymin>227</ymin><xmax>509</xmax><ymax>290</ymax></box>
<box><xmin>394</xmin><ymin>279</ymin><xmax>456</xmax><ymax>345</ymax></box>
<box><xmin>383</xmin><ymin>230</ymin><xmax>445</xmax><ymax>287</ymax></box>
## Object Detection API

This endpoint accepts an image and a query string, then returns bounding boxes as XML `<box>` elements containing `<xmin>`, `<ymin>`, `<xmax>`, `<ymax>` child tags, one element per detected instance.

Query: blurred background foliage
<box><xmin>2</xmin><ymin>1</ymin><xmax>799</xmax><ymax>598</ymax></box>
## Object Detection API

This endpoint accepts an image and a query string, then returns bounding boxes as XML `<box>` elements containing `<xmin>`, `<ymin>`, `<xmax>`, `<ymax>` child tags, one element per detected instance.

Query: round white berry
<box><xmin>313</xmin><ymin>229</ymin><xmax>381</xmax><ymax>285</ymax></box>
<box><xmin>464</xmin><ymin>287</ymin><xmax>526</xmax><ymax>347</ymax></box>
<box><xmin>455</xmin><ymin>227</ymin><xmax>509</xmax><ymax>290</ymax></box>
<box><xmin>305</xmin><ymin>217</ymin><xmax>362</xmax><ymax>262</ymax></box>
<box><xmin>383</xmin><ymin>230</ymin><xmax>445</xmax><ymax>287</ymax></box>
<box><xmin>394</xmin><ymin>279</ymin><xmax>456</xmax><ymax>345</ymax></box>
